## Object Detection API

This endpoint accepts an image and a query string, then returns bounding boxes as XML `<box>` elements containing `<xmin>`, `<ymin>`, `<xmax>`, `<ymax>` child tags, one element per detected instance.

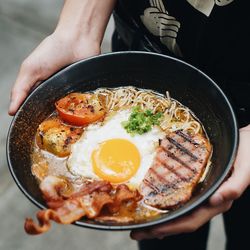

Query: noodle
<box><xmin>96</xmin><ymin>87</ymin><xmax>201</xmax><ymax>135</ymax></box>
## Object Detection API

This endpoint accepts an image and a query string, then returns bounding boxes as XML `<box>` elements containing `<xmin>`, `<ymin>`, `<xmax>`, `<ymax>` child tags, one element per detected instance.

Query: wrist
<box><xmin>53</xmin><ymin>18</ymin><xmax>102</xmax><ymax>50</ymax></box>
<box><xmin>54</xmin><ymin>0</ymin><xmax>115</xmax><ymax>49</ymax></box>
<box><xmin>240</xmin><ymin>124</ymin><xmax>250</xmax><ymax>132</ymax></box>
<box><xmin>51</xmin><ymin>29</ymin><xmax>101</xmax><ymax>61</ymax></box>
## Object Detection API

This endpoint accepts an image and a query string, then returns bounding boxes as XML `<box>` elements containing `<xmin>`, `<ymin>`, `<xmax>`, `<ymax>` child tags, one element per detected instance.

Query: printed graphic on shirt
<box><xmin>187</xmin><ymin>0</ymin><xmax>234</xmax><ymax>16</ymax></box>
<box><xmin>141</xmin><ymin>0</ymin><xmax>235</xmax><ymax>56</ymax></box>
<box><xmin>140</xmin><ymin>0</ymin><xmax>182</xmax><ymax>56</ymax></box>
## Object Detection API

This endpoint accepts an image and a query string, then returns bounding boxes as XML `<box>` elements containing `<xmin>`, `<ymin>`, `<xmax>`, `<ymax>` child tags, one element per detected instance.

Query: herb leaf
<box><xmin>122</xmin><ymin>106</ymin><xmax>162</xmax><ymax>135</ymax></box>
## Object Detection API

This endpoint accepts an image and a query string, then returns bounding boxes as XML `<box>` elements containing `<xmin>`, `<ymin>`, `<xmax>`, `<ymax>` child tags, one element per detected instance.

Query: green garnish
<box><xmin>122</xmin><ymin>106</ymin><xmax>163</xmax><ymax>135</ymax></box>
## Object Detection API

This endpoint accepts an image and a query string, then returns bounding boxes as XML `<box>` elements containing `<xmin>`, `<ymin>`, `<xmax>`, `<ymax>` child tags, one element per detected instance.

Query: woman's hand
<box><xmin>8</xmin><ymin>0</ymin><xmax>116</xmax><ymax>116</ymax></box>
<box><xmin>131</xmin><ymin>125</ymin><xmax>250</xmax><ymax>240</ymax></box>
<box><xmin>8</xmin><ymin>33</ymin><xmax>100</xmax><ymax>115</ymax></box>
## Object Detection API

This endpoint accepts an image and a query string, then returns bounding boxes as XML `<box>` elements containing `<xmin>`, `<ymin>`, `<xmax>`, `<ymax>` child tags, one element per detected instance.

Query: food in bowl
<box><xmin>25</xmin><ymin>86</ymin><xmax>212</xmax><ymax>234</ymax></box>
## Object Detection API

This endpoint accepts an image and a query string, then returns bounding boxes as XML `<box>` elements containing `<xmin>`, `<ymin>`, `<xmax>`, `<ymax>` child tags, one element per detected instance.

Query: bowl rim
<box><xmin>6</xmin><ymin>51</ymin><xmax>239</xmax><ymax>230</ymax></box>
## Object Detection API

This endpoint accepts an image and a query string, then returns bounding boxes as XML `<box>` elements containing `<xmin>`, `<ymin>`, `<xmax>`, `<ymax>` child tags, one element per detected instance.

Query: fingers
<box><xmin>8</xmin><ymin>32</ymin><xmax>102</xmax><ymax>116</ymax></box>
<box><xmin>131</xmin><ymin>201</ymin><xmax>232</xmax><ymax>241</ymax></box>
<box><xmin>210</xmin><ymin>129</ymin><xmax>250</xmax><ymax>206</ymax></box>
<box><xmin>210</xmin><ymin>171</ymin><xmax>248</xmax><ymax>206</ymax></box>
<box><xmin>9</xmin><ymin>60</ymin><xmax>41</xmax><ymax>116</ymax></box>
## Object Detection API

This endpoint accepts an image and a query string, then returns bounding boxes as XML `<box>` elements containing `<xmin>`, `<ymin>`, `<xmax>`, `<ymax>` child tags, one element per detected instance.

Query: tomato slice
<box><xmin>55</xmin><ymin>93</ymin><xmax>105</xmax><ymax>126</ymax></box>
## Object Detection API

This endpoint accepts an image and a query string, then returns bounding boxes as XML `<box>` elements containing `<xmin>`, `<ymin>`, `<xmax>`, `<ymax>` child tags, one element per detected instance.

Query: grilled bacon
<box><xmin>25</xmin><ymin>177</ymin><xmax>141</xmax><ymax>235</ymax></box>
<box><xmin>140</xmin><ymin>130</ymin><xmax>211</xmax><ymax>209</ymax></box>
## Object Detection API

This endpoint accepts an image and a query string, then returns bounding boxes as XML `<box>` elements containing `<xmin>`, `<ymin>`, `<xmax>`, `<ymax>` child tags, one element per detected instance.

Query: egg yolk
<box><xmin>92</xmin><ymin>139</ymin><xmax>141</xmax><ymax>183</ymax></box>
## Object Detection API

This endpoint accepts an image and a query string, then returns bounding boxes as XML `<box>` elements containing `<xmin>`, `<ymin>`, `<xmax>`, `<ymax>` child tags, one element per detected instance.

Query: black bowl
<box><xmin>7</xmin><ymin>51</ymin><xmax>238</xmax><ymax>230</ymax></box>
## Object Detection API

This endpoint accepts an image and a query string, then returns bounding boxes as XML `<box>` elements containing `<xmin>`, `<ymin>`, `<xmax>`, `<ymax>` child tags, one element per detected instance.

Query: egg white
<box><xmin>67</xmin><ymin>109</ymin><xmax>165</xmax><ymax>188</ymax></box>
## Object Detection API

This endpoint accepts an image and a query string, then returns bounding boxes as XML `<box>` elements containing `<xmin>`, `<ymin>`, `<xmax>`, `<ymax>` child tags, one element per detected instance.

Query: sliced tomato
<box><xmin>55</xmin><ymin>93</ymin><xmax>105</xmax><ymax>126</ymax></box>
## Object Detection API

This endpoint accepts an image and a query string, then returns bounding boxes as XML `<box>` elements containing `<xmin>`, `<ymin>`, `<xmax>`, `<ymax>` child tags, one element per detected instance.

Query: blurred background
<box><xmin>0</xmin><ymin>1</ymin><xmax>225</xmax><ymax>249</ymax></box>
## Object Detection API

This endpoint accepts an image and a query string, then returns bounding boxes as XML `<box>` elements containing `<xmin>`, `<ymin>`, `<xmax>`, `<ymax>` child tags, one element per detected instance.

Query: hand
<box><xmin>8</xmin><ymin>0</ymin><xmax>116</xmax><ymax>115</ymax></box>
<box><xmin>131</xmin><ymin>125</ymin><xmax>250</xmax><ymax>240</ymax></box>
<box><xmin>8</xmin><ymin>32</ymin><xmax>100</xmax><ymax>115</ymax></box>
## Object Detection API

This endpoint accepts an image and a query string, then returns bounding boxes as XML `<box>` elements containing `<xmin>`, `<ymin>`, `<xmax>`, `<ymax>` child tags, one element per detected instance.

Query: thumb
<box><xmin>9</xmin><ymin>63</ymin><xmax>40</xmax><ymax>116</ymax></box>
<box><xmin>210</xmin><ymin>128</ymin><xmax>250</xmax><ymax>206</ymax></box>
<box><xmin>210</xmin><ymin>167</ymin><xmax>249</xmax><ymax>206</ymax></box>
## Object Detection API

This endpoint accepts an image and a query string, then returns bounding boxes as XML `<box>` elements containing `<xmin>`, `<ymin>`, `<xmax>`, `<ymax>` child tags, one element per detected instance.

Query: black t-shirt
<box><xmin>116</xmin><ymin>0</ymin><xmax>250</xmax><ymax>126</ymax></box>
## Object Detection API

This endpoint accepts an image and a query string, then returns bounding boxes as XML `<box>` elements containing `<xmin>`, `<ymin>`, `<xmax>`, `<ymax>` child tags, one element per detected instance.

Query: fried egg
<box><xmin>67</xmin><ymin>110</ymin><xmax>165</xmax><ymax>189</ymax></box>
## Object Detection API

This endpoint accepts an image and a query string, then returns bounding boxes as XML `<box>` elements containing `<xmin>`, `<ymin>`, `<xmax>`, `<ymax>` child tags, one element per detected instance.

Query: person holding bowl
<box><xmin>8</xmin><ymin>0</ymin><xmax>250</xmax><ymax>249</ymax></box>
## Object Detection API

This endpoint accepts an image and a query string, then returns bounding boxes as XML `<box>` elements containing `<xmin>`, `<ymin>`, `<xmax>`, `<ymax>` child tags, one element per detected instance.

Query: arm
<box><xmin>131</xmin><ymin>125</ymin><xmax>250</xmax><ymax>240</ymax></box>
<box><xmin>9</xmin><ymin>0</ymin><xmax>116</xmax><ymax>115</ymax></box>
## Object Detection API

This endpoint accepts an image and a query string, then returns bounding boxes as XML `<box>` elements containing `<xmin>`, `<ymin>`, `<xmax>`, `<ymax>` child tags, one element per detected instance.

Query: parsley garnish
<box><xmin>122</xmin><ymin>106</ymin><xmax>162</xmax><ymax>135</ymax></box>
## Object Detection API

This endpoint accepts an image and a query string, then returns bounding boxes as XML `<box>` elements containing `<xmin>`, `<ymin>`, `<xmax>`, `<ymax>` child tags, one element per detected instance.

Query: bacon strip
<box><xmin>24</xmin><ymin>177</ymin><xmax>141</xmax><ymax>235</ymax></box>
<box><xmin>108</xmin><ymin>184</ymin><xmax>142</xmax><ymax>213</ymax></box>
<box><xmin>25</xmin><ymin>199</ymin><xmax>86</xmax><ymax>235</ymax></box>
